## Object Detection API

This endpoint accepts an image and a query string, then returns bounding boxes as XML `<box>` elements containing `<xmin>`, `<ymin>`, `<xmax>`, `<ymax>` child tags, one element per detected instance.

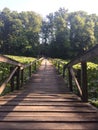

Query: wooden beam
<box><xmin>0</xmin><ymin>67</ymin><xmax>18</xmax><ymax>94</ymax></box>
<box><xmin>0</xmin><ymin>55</ymin><xmax>23</xmax><ymax>66</ymax></box>
<box><xmin>10</xmin><ymin>67</ymin><xmax>15</xmax><ymax>92</ymax></box>
<box><xmin>16</xmin><ymin>67</ymin><xmax>20</xmax><ymax>90</ymax></box>
<box><xmin>20</xmin><ymin>69</ymin><xmax>24</xmax><ymax>88</ymax></box>
<box><xmin>68</xmin><ymin>68</ymin><xmax>73</xmax><ymax>92</ymax></box>
<box><xmin>81</xmin><ymin>62</ymin><xmax>88</xmax><ymax>102</ymax></box>
<box><xmin>70</xmin><ymin>67</ymin><xmax>82</xmax><ymax>97</ymax></box>
<box><xmin>29</xmin><ymin>64</ymin><xmax>32</xmax><ymax>77</ymax></box>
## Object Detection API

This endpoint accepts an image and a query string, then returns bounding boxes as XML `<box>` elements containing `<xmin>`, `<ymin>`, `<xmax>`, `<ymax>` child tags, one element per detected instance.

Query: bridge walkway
<box><xmin>0</xmin><ymin>59</ymin><xmax>98</xmax><ymax>129</ymax></box>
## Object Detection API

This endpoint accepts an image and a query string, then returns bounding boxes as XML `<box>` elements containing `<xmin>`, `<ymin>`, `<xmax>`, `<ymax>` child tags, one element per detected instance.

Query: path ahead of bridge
<box><xmin>0</xmin><ymin>59</ymin><xmax>98</xmax><ymax>129</ymax></box>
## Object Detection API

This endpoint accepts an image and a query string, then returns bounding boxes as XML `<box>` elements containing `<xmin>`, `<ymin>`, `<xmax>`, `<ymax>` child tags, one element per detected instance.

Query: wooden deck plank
<box><xmin>0</xmin><ymin>102</ymin><xmax>92</xmax><ymax>106</ymax></box>
<box><xmin>0</xmin><ymin>106</ymin><xmax>96</xmax><ymax>112</ymax></box>
<box><xmin>0</xmin><ymin>116</ymin><xmax>98</xmax><ymax>122</ymax></box>
<box><xmin>0</xmin><ymin>112</ymin><xmax>97</xmax><ymax>117</ymax></box>
<box><xmin>0</xmin><ymin>122</ymin><xmax>98</xmax><ymax>130</ymax></box>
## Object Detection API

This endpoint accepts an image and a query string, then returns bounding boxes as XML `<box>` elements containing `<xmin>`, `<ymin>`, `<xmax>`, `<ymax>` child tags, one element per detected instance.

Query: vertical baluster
<box><xmin>81</xmin><ymin>61</ymin><xmax>88</xmax><ymax>102</ymax></box>
<box><xmin>29</xmin><ymin>63</ymin><xmax>32</xmax><ymax>78</ymax></box>
<box><xmin>16</xmin><ymin>67</ymin><xmax>20</xmax><ymax>90</ymax></box>
<box><xmin>10</xmin><ymin>67</ymin><xmax>14</xmax><ymax>92</ymax></box>
<box><xmin>63</xmin><ymin>65</ymin><xmax>65</xmax><ymax>78</ymax></box>
<box><xmin>58</xmin><ymin>62</ymin><xmax>60</xmax><ymax>73</ymax></box>
<box><xmin>35</xmin><ymin>61</ymin><xmax>37</xmax><ymax>71</ymax></box>
<box><xmin>20</xmin><ymin>68</ymin><xmax>24</xmax><ymax>88</ymax></box>
<box><xmin>68</xmin><ymin>68</ymin><xmax>73</xmax><ymax>92</ymax></box>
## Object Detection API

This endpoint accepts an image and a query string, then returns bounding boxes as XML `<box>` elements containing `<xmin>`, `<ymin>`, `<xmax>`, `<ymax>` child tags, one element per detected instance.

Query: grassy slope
<box><xmin>5</xmin><ymin>55</ymin><xmax>36</xmax><ymax>64</ymax></box>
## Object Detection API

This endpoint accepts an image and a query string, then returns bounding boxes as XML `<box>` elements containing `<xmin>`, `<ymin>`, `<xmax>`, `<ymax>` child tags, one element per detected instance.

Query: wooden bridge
<box><xmin>0</xmin><ymin>45</ymin><xmax>98</xmax><ymax>129</ymax></box>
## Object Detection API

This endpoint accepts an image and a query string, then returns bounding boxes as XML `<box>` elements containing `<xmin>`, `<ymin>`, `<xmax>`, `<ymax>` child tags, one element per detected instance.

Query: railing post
<box><xmin>81</xmin><ymin>61</ymin><xmax>88</xmax><ymax>102</ymax></box>
<box><xmin>68</xmin><ymin>68</ymin><xmax>73</xmax><ymax>92</ymax></box>
<box><xmin>10</xmin><ymin>67</ymin><xmax>15</xmax><ymax>92</ymax></box>
<box><xmin>58</xmin><ymin>62</ymin><xmax>60</xmax><ymax>73</ymax></box>
<box><xmin>20</xmin><ymin>68</ymin><xmax>24</xmax><ymax>88</ymax></box>
<box><xmin>76</xmin><ymin>69</ymin><xmax>81</xmax><ymax>86</ymax></box>
<box><xmin>63</xmin><ymin>66</ymin><xmax>65</xmax><ymax>78</ymax></box>
<box><xmin>35</xmin><ymin>61</ymin><xmax>37</xmax><ymax>71</ymax></box>
<box><xmin>16</xmin><ymin>67</ymin><xmax>20</xmax><ymax>90</ymax></box>
<box><xmin>29</xmin><ymin>63</ymin><xmax>32</xmax><ymax>78</ymax></box>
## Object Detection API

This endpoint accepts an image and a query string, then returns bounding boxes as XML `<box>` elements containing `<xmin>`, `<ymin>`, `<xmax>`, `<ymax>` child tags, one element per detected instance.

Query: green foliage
<box><xmin>87</xmin><ymin>62</ymin><xmax>98</xmax><ymax>99</ymax></box>
<box><xmin>41</xmin><ymin>9</ymin><xmax>98</xmax><ymax>59</ymax></box>
<box><xmin>0</xmin><ymin>63</ymin><xmax>11</xmax><ymax>84</ymax></box>
<box><xmin>69</xmin><ymin>11</ymin><xmax>96</xmax><ymax>57</ymax></box>
<box><xmin>41</xmin><ymin>8</ymin><xmax>70</xmax><ymax>58</ymax></box>
<box><xmin>0</xmin><ymin>8</ymin><xmax>42</xmax><ymax>56</ymax></box>
<box><xmin>90</xmin><ymin>100</ymin><xmax>98</xmax><ymax>107</ymax></box>
<box><xmin>0</xmin><ymin>8</ymin><xmax>98</xmax><ymax>59</ymax></box>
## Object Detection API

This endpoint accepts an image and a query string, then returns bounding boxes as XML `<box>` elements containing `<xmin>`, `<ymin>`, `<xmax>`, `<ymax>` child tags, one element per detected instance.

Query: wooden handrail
<box><xmin>23</xmin><ymin>61</ymin><xmax>36</xmax><ymax>68</ymax></box>
<box><xmin>64</xmin><ymin>44</ymin><xmax>98</xmax><ymax>68</ymax></box>
<box><xmin>0</xmin><ymin>55</ymin><xmax>24</xmax><ymax>67</ymax></box>
<box><xmin>0</xmin><ymin>67</ymin><xmax>18</xmax><ymax>94</ymax></box>
<box><xmin>22</xmin><ymin>58</ymin><xmax>43</xmax><ymax>69</ymax></box>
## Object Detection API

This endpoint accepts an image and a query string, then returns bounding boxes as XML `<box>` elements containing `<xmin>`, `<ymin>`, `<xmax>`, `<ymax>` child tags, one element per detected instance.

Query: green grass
<box><xmin>5</xmin><ymin>55</ymin><xmax>36</xmax><ymax>64</ymax></box>
<box><xmin>90</xmin><ymin>100</ymin><xmax>98</xmax><ymax>108</ymax></box>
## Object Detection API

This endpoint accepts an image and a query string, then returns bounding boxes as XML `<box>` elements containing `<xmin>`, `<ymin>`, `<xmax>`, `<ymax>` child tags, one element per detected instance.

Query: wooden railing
<box><xmin>0</xmin><ymin>55</ymin><xmax>43</xmax><ymax>95</ymax></box>
<box><xmin>53</xmin><ymin>44</ymin><xmax>98</xmax><ymax>102</ymax></box>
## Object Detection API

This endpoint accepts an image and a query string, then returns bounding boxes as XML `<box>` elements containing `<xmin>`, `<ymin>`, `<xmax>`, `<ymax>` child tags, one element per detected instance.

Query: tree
<box><xmin>41</xmin><ymin>8</ymin><xmax>70</xmax><ymax>58</ymax></box>
<box><xmin>53</xmin><ymin>8</ymin><xmax>70</xmax><ymax>58</ymax></box>
<box><xmin>0</xmin><ymin>8</ymin><xmax>12</xmax><ymax>53</ymax></box>
<box><xmin>90</xmin><ymin>14</ymin><xmax>98</xmax><ymax>44</ymax></box>
<box><xmin>0</xmin><ymin>8</ymin><xmax>42</xmax><ymax>56</ymax></box>
<box><xmin>0</xmin><ymin>7</ymin><xmax>98</xmax><ymax>59</ymax></box>
<box><xmin>19</xmin><ymin>11</ymin><xmax>42</xmax><ymax>56</ymax></box>
<box><xmin>68</xmin><ymin>11</ymin><xmax>95</xmax><ymax>56</ymax></box>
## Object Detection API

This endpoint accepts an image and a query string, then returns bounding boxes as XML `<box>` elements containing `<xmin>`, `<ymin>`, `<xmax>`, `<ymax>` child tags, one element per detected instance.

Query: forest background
<box><xmin>0</xmin><ymin>7</ymin><xmax>98</xmax><ymax>59</ymax></box>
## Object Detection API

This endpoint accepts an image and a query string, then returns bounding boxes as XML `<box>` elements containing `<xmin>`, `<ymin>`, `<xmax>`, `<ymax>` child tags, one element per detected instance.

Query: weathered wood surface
<box><xmin>0</xmin><ymin>59</ymin><xmax>98</xmax><ymax>129</ymax></box>
<box><xmin>0</xmin><ymin>55</ymin><xmax>23</xmax><ymax>66</ymax></box>
<box><xmin>0</xmin><ymin>66</ymin><xmax>18</xmax><ymax>94</ymax></box>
